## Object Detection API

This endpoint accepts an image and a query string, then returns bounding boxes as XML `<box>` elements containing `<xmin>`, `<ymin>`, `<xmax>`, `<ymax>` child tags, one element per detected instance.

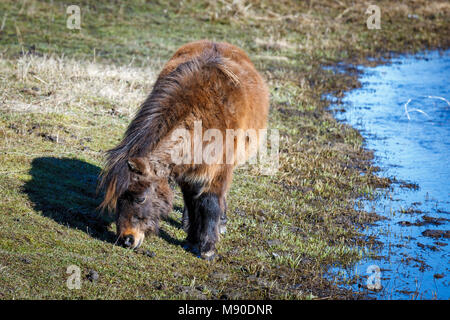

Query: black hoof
<box><xmin>219</xmin><ymin>224</ymin><xmax>227</xmax><ymax>235</ymax></box>
<box><xmin>200</xmin><ymin>250</ymin><xmax>216</xmax><ymax>261</ymax></box>
<box><xmin>183</xmin><ymin>242</ymin><xmax>200</xmax><ymax>255</ymax></box>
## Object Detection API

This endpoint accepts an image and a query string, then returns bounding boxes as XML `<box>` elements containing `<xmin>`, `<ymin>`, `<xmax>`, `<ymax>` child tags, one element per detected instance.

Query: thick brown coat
<box><xmin>99</xmin><ymin>40</ymin><xmax>269</xmax><ymax>257</ymax></box>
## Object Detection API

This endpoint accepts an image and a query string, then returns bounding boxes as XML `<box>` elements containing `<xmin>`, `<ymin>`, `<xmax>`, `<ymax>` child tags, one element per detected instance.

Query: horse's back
<box><xmin>161</xmin><ymin>40</ymin><xmax>252</xmax><ymax>75</ymax></box>
<box><xmin>160</xmin><ymin>40</ymin><xmax>269</xmax><ymax>133</ymax></box>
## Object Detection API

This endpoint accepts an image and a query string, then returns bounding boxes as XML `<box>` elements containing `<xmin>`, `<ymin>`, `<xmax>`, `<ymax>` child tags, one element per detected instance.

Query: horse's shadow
<box><xmin>23</xmin><ymin>157</ymin><xmax>116</xmax><ymax>242</ymax></box>
<box><xmin>24</xmin><ymin>157</ymin><xmax>186</xmax><ymax>248</ymax></box>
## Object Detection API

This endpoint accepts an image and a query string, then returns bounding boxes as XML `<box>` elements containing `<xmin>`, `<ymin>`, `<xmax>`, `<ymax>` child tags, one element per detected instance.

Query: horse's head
<box><xmin>103</xmin><ymin>157</ymin><xmax>173</xmax><ymax>249</ymax></box>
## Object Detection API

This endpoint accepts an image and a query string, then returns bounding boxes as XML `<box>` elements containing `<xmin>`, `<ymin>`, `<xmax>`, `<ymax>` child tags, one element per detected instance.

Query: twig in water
<box><xmin>403</xmin><ymin>95</ymin><xmax>449</xmax><ymax>120</ymax></box>
<box><xmin>425</xmin><ymin>95</ymin><xmax>450</xmax><ymax>108</ymax></box>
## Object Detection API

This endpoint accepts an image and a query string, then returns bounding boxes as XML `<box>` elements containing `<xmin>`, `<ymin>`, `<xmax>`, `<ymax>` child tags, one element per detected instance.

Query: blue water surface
<box><xmin>329</xmin><ymin>50</ymin><xmax>450</xmax><ymax>299</ymax></box>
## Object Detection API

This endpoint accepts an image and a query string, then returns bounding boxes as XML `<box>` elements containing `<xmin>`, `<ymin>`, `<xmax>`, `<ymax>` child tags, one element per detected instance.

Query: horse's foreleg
<box><xmin>196</xmin><ymin>192</ymin><xmax>221</xmax><ymax>260</ymax></box>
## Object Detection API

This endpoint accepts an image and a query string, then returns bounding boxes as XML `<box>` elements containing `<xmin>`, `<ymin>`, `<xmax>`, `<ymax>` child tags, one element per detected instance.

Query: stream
<box><xmin>329</xmin><ymin>50</ymin><xmax>450</xmax><ymax>299</ymax></box>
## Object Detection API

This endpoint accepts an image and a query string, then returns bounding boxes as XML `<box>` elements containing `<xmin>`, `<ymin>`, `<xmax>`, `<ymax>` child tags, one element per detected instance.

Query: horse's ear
<box><xmin>127</xmin><ymin>157</ymin><xmax>150</xmax><ymax>175</ymax></box>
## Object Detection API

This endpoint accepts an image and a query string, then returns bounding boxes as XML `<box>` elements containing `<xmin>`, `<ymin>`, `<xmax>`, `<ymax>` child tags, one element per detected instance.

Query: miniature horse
<box><xmin>98</xmin><ymin>40</ymin><xmax>269</xmax><ymax>260</ymax></box>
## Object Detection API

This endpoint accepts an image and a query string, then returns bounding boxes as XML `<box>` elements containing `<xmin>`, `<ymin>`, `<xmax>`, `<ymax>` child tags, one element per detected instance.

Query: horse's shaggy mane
<box><xmin>98</xmin><ymin>44</ymin><xmax>240</xmax><ymax>212</ymax></box>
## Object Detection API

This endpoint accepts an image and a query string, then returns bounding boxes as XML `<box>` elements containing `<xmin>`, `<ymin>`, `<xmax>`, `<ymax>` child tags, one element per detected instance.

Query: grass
<box><xmin>0</xmin><ymin>0</ymin><xmax>448</xmax><ymax>299</ymax></box>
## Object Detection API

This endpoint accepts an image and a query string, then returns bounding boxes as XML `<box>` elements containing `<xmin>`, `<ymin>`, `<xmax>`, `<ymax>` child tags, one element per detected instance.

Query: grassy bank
<box><xmin>0</xmin><ymin>0</ymin><xmax>448</xmax><ymax>299</ymax></box>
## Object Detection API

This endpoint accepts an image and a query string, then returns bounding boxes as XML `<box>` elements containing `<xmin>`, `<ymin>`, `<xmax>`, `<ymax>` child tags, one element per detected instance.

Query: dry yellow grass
<box><xmin>0</xmin><ymin>54</ymin><xmax>159</xmax><ymax>117</ymax></box>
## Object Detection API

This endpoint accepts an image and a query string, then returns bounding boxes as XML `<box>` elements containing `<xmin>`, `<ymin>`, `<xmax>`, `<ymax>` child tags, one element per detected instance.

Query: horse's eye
<box><xmin>134</xmin><ymin>196</ymin><xmax>146</xmax><ymax>204</ymax></box>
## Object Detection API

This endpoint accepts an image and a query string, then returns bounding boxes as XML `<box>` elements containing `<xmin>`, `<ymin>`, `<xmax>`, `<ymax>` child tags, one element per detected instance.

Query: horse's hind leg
<box><xmin>182</xmin><ymin>205</ymin><xmax>189</xmax><ymax>232</ymax></box>
<box><xmin>218</xmin><ymin>196</ymin><xmax>227</xmax><ymax>235</ymax></box>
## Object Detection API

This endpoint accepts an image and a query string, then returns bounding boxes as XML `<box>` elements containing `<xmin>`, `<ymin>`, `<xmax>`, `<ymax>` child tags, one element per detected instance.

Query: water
<box><xmin>329</xmin><ymin>50</ymin><xmax>450</xmax><ymax>299</ymax></box>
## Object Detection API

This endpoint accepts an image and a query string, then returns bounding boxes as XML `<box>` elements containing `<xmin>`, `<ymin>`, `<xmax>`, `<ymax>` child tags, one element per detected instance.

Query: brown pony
<box><xmin>98</xmin><ymin>40</ymin><xmax>269</xmax><ymax>260</ymax></box>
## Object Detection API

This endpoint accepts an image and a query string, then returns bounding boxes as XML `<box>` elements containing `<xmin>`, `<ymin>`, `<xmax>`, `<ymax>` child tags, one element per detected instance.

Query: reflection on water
<box><xmin>330</xmin><ymin>50</ymin><xmax>450</xmax><ymax>299</ymax></box>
